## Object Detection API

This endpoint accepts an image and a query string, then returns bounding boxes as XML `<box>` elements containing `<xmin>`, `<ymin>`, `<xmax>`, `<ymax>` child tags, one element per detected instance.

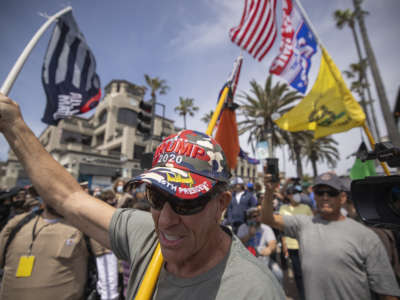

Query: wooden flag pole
<box><xmin>0</xmin><ymin>6</ymin><xmax>72</xmax><ymax>96</ymax></box>
<box><xmin>362</xmin><ymin>122</ymin><xmax>391</xmax><ymax>176</ymax></box>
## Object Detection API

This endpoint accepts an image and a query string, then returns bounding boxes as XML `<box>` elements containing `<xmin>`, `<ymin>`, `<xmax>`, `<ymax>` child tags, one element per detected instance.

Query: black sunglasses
<box><xmin>145</xmin><ymin>186</ymin><xmax>217</xmax><ymax>215</ymax></box>
<box><xmin>314</xmin><ymin>189</ymin><xmax>340</xmax><ymax>197</ymax></box>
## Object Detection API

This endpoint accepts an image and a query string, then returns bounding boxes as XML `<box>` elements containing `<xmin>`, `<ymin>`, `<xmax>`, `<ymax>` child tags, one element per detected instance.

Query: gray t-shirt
<box><xmin>110</xmin><ymin>209</ymin><xmax>285</xmax><ymax>300</ymax></box>
<box><xmin>283</xmin><ymin>214</ymin><xmax>400</xmax><ymax>299</ymax></box>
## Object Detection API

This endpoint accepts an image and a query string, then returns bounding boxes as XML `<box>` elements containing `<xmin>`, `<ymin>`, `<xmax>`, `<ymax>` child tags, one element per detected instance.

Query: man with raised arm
<box><xmin>262</xmin><ymin>172</ymin><xmax>400</xmax><ymax>300</ymax></box>
<box><xmin>0</xmin><ymin>94</ymin><xmax>284</xmax><ymax>299</ymax></box>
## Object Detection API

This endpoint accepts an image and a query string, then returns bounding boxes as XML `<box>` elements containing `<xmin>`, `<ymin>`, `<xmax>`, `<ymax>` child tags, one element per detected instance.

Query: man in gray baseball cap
<box><xmin>262</xmin><ymin>171</ymin><xmax>400</xmax><ymax>300</ymax></box>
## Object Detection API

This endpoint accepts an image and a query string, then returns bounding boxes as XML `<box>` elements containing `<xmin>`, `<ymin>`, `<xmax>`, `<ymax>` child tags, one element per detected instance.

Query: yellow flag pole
<box><xmin>134</xmin><ymin>85</ymin><xmax>230</xmax><ymax>300</ymax></box>
<box><xmin>134</xmin><ymin>243</ymin><xmax>163</xmax><ymax>300</ymax></box>
<box><xmin>206</xmin><ymin>85</ymin><xmax>230</xmax><ymax>135</ymax></box>
<box><xmin>362</xmin><ymin>122</ymin><xmax>391</xmax><ymax>176</ymax></box>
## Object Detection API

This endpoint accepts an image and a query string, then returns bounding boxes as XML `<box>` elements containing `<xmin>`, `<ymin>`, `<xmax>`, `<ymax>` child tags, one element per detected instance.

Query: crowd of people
<box><xmin>0</xmin><ymin>179</ymin><xmax>150</xmax><ymax>299</ymax></box>
<box><xmin>1</xmin><ymin>171</ymin><xmax>400</xmax><ymax>299</ymax></box>
<box><xmin>0</xmin><ymin>93</ymin><xmax>399</xmax><ymax>299</ymax></box>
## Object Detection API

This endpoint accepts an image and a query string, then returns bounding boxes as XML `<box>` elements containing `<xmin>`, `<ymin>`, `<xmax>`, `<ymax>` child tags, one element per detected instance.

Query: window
<box><xmin>61</xmin><ymin>130</ymin><xmax>92</xmax><ymax>145</ymax></box>
<box><xmin>117</xmin><ymin>108</ymin><xmax>137</xmax><ymax>126</ymax></box>
<box><xmin>96</xmin><ymin>132</ymin><xmax>105</xmax><ymax>146</ymax></box>
<box><xmin>134</xmin><ymin>144</ymin><xmax>146</xmax><ymax>160</ymax></box>
<box><xmin>98</xmin><ymin>110</ymin><xmax>107</xmax><ymax>125</ymax></box>
<box><xmin>109</xmin><ymin>146</ymin><xmax>121</xmax><ymax>157</ymax></box>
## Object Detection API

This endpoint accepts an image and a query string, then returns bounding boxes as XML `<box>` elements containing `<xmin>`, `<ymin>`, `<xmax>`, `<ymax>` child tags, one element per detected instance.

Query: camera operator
<box><xmin>237</xmin><ymin>206</ymin><xmax>283</xmax><ymax>285</ymax></box>
<box><xmin>262</xmin><ymin>171</ymin><xmax>400</xmax><ymax>300</ymax></box>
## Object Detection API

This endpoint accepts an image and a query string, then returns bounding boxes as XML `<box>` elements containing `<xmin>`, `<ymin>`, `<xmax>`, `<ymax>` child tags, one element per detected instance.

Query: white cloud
<box><xmin>168</xmin><ymin>0</ymin><xmax>243</xmax><ymax>54</ymax></box>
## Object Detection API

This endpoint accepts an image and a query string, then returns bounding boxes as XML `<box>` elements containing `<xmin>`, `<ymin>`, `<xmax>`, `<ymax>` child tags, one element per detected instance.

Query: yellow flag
<box><xmin>275</xmin><ymin>47</ymin><xmax>366</xmax><ymax>139</ymax></box>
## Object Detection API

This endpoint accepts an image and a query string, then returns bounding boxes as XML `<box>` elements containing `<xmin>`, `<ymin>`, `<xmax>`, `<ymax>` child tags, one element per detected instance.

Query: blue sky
<box><xmin>1</xmin><ymin>0</ymin><xmax>399</xmax><ymax>177</ymax></box>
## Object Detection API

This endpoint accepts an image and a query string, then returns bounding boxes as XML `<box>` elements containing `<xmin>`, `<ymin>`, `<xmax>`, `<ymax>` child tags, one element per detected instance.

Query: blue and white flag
<box><xmin>269</xmin><ymin>0</ymin><xmax>317</xmax><ymax>94</ymax></box>
<box><xmin>42</xmin><ymin>11</ymin><xmax>101</xmax><ymax>125</ymax></box>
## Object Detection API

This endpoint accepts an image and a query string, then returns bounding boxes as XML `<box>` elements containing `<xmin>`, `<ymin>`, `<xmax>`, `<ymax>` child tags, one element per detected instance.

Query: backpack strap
<box><xmin>1</xmin><ymin>209</ymin><xmax>43</xmax><ymax>268</ymax></box>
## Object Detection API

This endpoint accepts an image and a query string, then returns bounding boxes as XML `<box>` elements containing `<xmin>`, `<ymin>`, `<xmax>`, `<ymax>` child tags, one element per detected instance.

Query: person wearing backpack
<box><xmin>0</xmin><ymin>203</ymin><xmax>93</xmax><ymax>300</ymax></box>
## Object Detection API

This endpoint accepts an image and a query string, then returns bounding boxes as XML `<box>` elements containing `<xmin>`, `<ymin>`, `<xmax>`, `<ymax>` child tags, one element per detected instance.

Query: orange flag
<box><xmin>215</xmin><ymin>105</ymin><xmax>240</xmax><ymax>170</ymax></box>
<box><xmin>211</xmin><ymin>55</ymin><xmax>243</xmax><ymax>170</ymax></box>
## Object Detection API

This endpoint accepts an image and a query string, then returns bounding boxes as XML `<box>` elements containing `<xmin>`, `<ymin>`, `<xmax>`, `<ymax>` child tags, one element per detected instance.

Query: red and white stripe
<box><xmin>230</xmin><ymin>0</ymin><xmax>278</xmax><ymax>61</ymax></box>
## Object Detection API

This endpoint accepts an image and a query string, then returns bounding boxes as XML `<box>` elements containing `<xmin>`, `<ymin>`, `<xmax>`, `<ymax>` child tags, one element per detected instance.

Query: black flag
<box><xmin>42</xmin><ymin>12</ymin><xmax>101</xmax><ymax>125</ymax></box>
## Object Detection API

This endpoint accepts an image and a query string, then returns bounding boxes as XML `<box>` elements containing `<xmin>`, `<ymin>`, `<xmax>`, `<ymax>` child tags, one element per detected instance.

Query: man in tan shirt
<box><xmin>0</xmin><ymin>203</ymin><xmax>89</xmax><ymax>300</ymax></box>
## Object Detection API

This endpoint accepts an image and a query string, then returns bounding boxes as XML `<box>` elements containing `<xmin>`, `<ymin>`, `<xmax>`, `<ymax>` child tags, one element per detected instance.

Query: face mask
<box><xmin>292</xmin><ymin>193</ymin><xmax>302</xmax><ymax>203</ymax></box>
<box><xmin>116</xmin><ymin>186</ymin><xmax>124</xmax><ymax>193</ymax></box>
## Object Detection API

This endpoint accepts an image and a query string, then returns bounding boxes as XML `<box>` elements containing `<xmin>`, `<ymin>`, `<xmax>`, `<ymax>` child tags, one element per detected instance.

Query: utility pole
<box><xmin>353</xmin><ymin>0</ymin><xmax>400</xmax><ymax>146</ymax></box>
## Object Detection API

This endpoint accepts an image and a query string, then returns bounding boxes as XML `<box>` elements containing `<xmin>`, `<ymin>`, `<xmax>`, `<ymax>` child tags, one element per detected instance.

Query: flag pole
<box><xmin>293</xmin><ymin>0</ymin><xmax>391</xmax><ymax>175</ymax></box>
<box><xmin>206</xmin><ymin>86</ymin><xmax>230</xmax><ymax>135</ymax></box>
<box><xmin>206</xmin><ymin>54</ymin><xmax>243</xmax><ymax>135</ymax></box>
<box><xmin>134</xmin><ymin>244</ymin><xmax>163</xmax><ymax>300</ymax></box>
<box><xmin>0</xmin><ymin>6</ymin><xmax>72</xmax><ymax>96</ymax></box>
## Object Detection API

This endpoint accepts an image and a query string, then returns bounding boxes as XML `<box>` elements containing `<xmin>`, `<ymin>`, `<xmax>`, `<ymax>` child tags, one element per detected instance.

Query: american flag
<box><xmin>230</xmin><ymin>0</ymin><xmax>278</xmax><ymax>62</ymax></box>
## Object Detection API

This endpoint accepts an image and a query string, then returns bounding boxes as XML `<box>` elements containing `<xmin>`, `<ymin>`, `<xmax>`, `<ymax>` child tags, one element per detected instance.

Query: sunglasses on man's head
<box><xmin>314</xmin><ymin>189</ymin><xmax>340</xmax><ymax>197</ymax></box>
<box><xmin>145</xmin><ymin>186</ymin><xmax>217</xmax><ymax>216</ymax></box>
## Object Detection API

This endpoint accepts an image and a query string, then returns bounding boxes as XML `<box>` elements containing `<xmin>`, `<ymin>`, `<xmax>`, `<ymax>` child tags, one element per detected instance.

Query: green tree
<box><xmin>201</xmin><ymin>110</ymin><xmax>214</xmax><ymax>125</ymax></box>
<box><xmin>286</xmin><ymin>131</ymin><xmax>312</xmax><ymax>178</ymax></box>
<box><xmin>174</xmin><ymin>97</ymin><xmax>199</xmax><ymax>129</ymax></box>
<box><xmin>302</xmin><ymin>135</ymin><xmax>340</xmax><ymax>178</ymax></box>
<box><xmin>353</xmin><ymin>0</ymin><xmax>400</xmax><ymax>146</ymax></box>
<box><xmin>144</xmin><ymin>74</ymin><xmax>169</xmax><ymax>102</ymax></box>
<box><xmin>237</xmin><ymin>75</ymin><xmax>302</xmax><ymax>164</ymax></box>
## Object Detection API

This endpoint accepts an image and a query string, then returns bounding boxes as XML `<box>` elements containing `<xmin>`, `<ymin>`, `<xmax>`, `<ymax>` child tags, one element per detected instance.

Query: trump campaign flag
<box><xmin>275</xmin><ymin>47</ymin><xmax>366</xmax><ymax>139</ymax></box>
<box><xmin>269</xmin><ymin>0</ymin><xmax>317</xmax><ymax>94</ymax></box>
<box><xmin>42</xmin><ymin>11</ymin><xmax>101</xmax><ymax>125</ymax></box>
<box><xmin>230</xmin><ymin>0</ymin><xmax>278</xmax><ymax>61</ymax></box>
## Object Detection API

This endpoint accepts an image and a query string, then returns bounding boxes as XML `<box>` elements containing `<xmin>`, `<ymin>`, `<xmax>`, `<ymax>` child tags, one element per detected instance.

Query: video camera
<box><xmin>351</xmin><ymin>142</ymin><xmax>400</xmax><ymax>229</ymax></box>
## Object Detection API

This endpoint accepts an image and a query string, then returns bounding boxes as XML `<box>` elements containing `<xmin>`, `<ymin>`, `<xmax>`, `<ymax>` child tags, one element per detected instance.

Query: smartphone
<box><xmin>264</xmin><ymin>158</ymin><xmax>279</xmax><ymax>182</ymax></box>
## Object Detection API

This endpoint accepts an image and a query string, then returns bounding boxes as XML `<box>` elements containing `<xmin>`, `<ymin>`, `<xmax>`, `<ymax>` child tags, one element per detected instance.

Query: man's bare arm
<box><xmin>261</xmin><ymin>174</ymin><xmax>284</xmax><ymax>231</ymax></box>
<box><xmin>0</xmin><ymin>94</ymin><xmax>114</xmax><ymax>248</ymax></box>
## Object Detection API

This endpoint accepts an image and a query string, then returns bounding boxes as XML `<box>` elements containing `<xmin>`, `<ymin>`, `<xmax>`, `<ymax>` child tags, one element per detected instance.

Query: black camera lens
<box><xmin>388</xmin><ymin>186</ymin><xmax>400</xmax><ymax>217</ymax></box>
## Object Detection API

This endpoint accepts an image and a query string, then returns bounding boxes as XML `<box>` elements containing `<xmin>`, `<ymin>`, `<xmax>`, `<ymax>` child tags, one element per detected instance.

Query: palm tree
<box><xmin>343</xmin><ymin>60</ymin><xmax>381</xmax><ymax>141</ymax></box>
<box><xmin>144</xmin><ymin>74</ymin><xmax>169</xmax><ymax>102</ymax></box>
<box><xmin>286</xmin><ymin>131</ymin><xmax>312</xmax><ymax>178</ymax></box>
<box><xmin>333</xmin><ymin>9</ymin><xmax>376</xmax><ymax>135</ymax></box>
<box><xmin>201</xmin><ymin>110</ymin><xmax>214</xmax><ymax>125</ymax></box>
<box><xmin>302</xmin><ymin>135</ymin><xmax>340</xmax><ymax>178</ymax></box>
<box><xmin>353</xmin><ymin>0</ymin><xmax>400</xmax><ymax>147</ymax></box>
<box><xmin>174</xmin><ymin>97</ymin><xmax>199</xmax><ymax>129</ymax></box>
<box><xmin>237</xmin><ymin>74</ymin><xmax>302</xmax><ymax>160</ymax></box>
